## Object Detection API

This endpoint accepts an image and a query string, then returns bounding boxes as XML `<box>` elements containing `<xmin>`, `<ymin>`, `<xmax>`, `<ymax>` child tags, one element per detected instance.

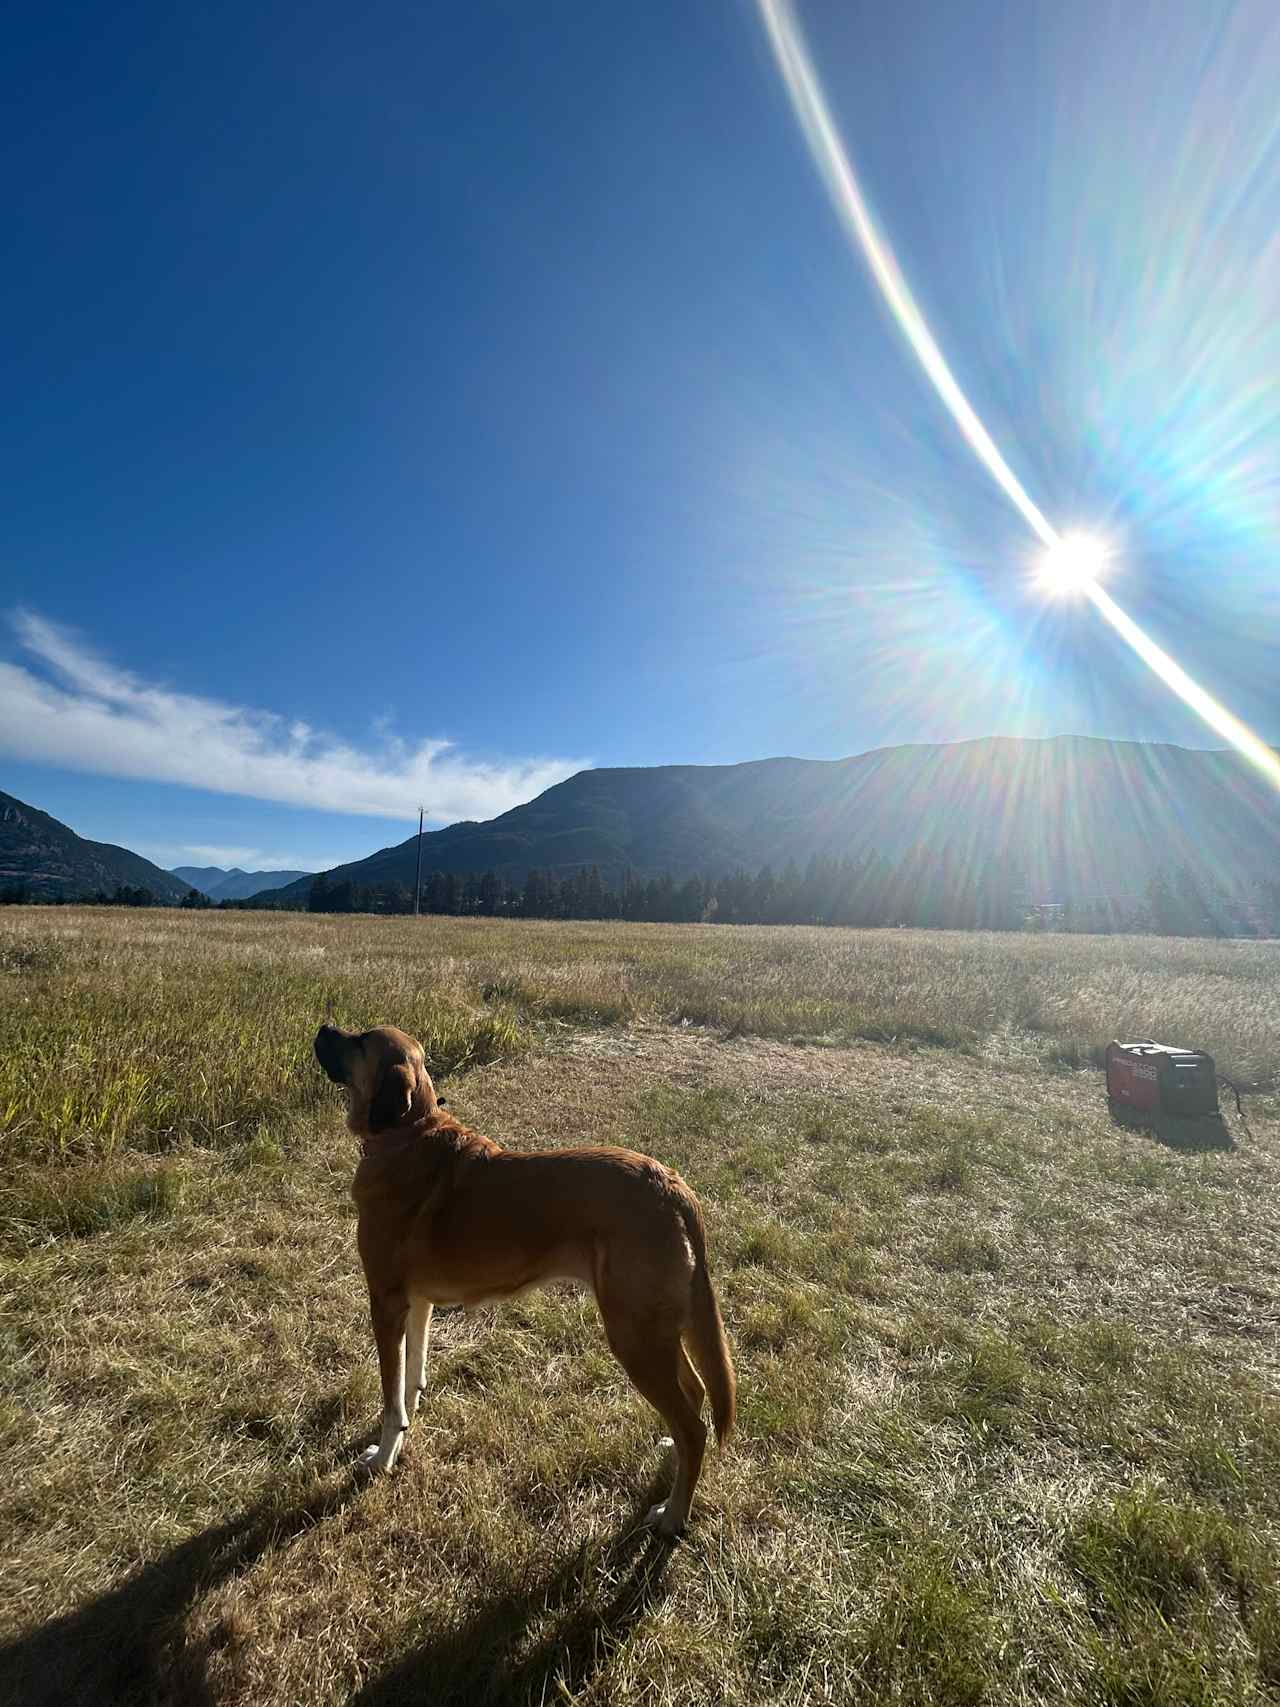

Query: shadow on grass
<box><xmin>350</xmin><ymin>1467</ymin><xmax>680</xmax><ymax>1707</ymax></box>
<box><xmin>0</xmin><ymin>1473</ymin><xmax>363</xmax><ymax>1707</ymax></box>
<box><xmin>0</xmin><ymin>1464</ymin><xmax>679</xmax><ymax>1707</ymax></box>
<box><xmin>1107</xmin><ymin>1102</ymin><xmax>1236</xmax><ymax>1153</ymax></box>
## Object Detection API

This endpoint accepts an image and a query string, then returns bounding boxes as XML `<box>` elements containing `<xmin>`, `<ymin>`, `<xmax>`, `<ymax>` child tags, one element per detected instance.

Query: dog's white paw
<box><xmin>359</xmin><ymin>1412</ymin><xmax>409</xmax><ymax>1474</ymax></box>
<box><xmin>644</xmin><ymin>1500</ymin><xmax>686</xmax><ymax>1538</ymax></box>
<box><xmin>358</xmin><ymin>1443</ymin><xmax>399</xmax><ymax>1473</ymax></box>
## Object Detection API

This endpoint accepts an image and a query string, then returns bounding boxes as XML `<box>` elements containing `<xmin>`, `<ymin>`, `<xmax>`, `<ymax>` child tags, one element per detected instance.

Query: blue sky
<box><xmin>4</xmin><ymin>0</ymin><xmax>1279</xmax><ymax>873</ymax></box>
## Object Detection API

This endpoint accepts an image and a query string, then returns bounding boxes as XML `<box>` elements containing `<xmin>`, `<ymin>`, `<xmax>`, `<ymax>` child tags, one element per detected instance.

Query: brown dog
<box><xmin>314</xmin><ymin>1023</ymin><xmax>735</xmax><ymax>1534</ymax></box>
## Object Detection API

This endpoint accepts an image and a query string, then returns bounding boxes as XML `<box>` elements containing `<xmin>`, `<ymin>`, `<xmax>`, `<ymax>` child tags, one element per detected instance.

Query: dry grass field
<box><xmin>1</xmin><ymin>907</ymin><xmax>1278</xmax><ymax>1706</ymax></box>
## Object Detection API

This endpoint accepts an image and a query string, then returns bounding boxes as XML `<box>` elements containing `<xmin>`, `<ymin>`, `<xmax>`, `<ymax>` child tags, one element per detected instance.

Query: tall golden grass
<box><xmin>2</xmin><ymin>908</ymin><xmax>1278</xmax><ymax>1160</ymax></box>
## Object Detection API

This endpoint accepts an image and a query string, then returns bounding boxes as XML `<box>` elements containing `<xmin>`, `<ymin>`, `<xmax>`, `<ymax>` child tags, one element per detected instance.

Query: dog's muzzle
<box><xmin>314</xmin><ymin>1024</ymin><xmax>350</xmax><ymax>1084</ymax></box>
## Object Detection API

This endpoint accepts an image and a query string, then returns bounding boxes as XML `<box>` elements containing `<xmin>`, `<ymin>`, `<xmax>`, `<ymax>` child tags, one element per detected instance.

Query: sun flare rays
<box><xmin>757</xmin><ymin>0</ymin><xmax>1280</xmax><ymax>795</ymax></box>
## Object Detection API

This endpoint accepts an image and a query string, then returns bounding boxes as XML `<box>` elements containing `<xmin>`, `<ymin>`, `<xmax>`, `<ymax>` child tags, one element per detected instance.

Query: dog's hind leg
<box><xmin>602</xmin><ymin>1314</ymin><xmax>707</xmax><ymax>1537</ymax></box>
<box><xmin>677</xmin><ymin>1343</ymin><xmax>706</xmax><ymax>1416</ymax></box>
<box><xmin>362</xmin><ymin>1285</ymin><xmax>410</xmax><ymax>1473</ymax></box>
<box><xmin>407</xmin><ymin>1299</ymin><xmax>434</xmax><ymax>1419</ymax></box>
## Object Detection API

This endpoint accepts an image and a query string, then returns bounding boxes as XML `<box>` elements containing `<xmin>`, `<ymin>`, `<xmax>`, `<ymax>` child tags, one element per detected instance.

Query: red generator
<box><xmin>1105</xmin><ymin>1040</ymin><xmax>1219</xmax><ymax>1119</ymax></box>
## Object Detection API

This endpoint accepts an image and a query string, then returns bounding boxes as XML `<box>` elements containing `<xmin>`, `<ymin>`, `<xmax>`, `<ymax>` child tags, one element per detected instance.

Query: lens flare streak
<box><xmin>757</xmin><ymin>0</ymin><xmax>1280</xmax><ymax>794</ymax></box>
<box><xmin>1084</xmin><ymin>580</ymin><xmax>1280</xmax><ymax>787</ymax></box>
<box><xmin>756</xmin><ymin>0</ymin><xmax>1057</xmax><ymax>550</ymax></box>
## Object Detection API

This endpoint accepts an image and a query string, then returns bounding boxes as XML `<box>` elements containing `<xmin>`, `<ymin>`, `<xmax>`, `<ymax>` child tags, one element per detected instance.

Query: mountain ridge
<box><xmin>253</xmin><ymin>734</ymin><xmax>1280</xmax><ymax>907</ymax></box>
<box><xmin>0</xmin><ymin>790</ymin><xmax>194</xmax><ymax>903</ymax></box>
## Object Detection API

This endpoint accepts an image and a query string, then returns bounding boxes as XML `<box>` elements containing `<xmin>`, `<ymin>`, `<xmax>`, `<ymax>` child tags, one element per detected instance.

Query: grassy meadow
<box><xmin>1</xmin><ymin>907</ymin><xmax>1278</xmax><ymax>1705</ymax></box>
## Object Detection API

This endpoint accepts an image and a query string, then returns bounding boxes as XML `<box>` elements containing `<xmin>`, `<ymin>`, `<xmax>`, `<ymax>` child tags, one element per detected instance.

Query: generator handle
<box><xmin>1218</xmin><ymin>1075</ymin><xmax>1246</xmax><ymax>1121</ymax></box>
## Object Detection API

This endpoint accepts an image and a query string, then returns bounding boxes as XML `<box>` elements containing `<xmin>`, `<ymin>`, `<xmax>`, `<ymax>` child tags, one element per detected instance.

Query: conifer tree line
<box><xmin>3</xmin><ymin>856</ymin><xmax>1277</xmax><ymax>935</ymax></box>
<box><xmin>0</xmin><ymin>881</ymin><xmax>163</xmax><ymax>907</ymax></box>
<box><xmin>290</xmin><ymin>855</ymin><xmax>1280</xmax><ymax>938</ymax></box>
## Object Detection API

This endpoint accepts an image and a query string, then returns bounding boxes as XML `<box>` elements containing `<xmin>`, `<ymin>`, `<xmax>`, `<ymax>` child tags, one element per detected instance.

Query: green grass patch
<box><xmin>852</xmin><ymin>1550</ymin><xmax>993</xmax><ymax>1707</ymax></box>
<box><xmin>922</xmin><ymin>1337</ymin><xmax>1030</xmax><ymax>1441</ymax></box>
<box><xmin>930</xmin><ymin>1227</ymin><xmax>1004</xmax><ymax>1274</ymax></box>
<box><xmin>1065</xmin><ymin>1488</ymin><xmax>1278</xmax><ymax>1702</ymax></box>
<box><xmin>1</xmin><ymin>1160</ymin><xmax>193</xmax><ymax>1247</ymax></box>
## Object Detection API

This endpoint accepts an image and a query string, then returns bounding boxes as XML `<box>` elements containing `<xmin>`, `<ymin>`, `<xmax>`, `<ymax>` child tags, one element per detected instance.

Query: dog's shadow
<box><xmin>0</xmin><ymin>1462</ymin><xmax>679</xmax><ymax>1707</ymax></box>
<box><xmin>350</xmin><ymin>1469</ymin><xmax>679</xmax><ymax>1707</ymax></box>
<box><xmin>0</xmin><ymin>1473</ymin><xmax>364</xmax><ymax>1707</ymax></box>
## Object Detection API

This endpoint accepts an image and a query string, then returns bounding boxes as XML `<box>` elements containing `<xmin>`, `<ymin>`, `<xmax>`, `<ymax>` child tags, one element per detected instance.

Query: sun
<box><xmin>1038</xmin><ymin>532</ymin><xmax>1109</xmax><ymax>597</ymax></box>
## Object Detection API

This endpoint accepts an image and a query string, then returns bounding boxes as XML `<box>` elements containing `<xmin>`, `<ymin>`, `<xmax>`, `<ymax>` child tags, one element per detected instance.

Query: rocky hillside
<box><xmin>0</xmin><ymin>791</ymin><xmax>194</xmax><ymax>902</ymax></box>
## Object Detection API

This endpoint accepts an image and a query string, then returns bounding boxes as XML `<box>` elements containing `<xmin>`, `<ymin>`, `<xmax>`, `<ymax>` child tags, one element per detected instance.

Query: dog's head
<box><xmin>314</xmin><ymin>1024</ymin><xmax>439</xmax><ymax>1137</ymax></box>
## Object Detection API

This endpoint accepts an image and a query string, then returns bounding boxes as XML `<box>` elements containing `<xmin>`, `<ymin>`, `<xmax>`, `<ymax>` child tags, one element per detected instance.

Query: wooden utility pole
<box><xmin>413</xmin><ymin>806</ymin><xmax>425</xmax><ymax>917</ymax></box>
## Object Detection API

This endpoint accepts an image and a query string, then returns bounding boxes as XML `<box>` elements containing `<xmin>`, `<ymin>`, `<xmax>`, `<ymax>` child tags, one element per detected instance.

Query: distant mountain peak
<box><xmin>170</xmin><ymin>864</ymin><xmax>313</xmax><ymax>901</ymax></box>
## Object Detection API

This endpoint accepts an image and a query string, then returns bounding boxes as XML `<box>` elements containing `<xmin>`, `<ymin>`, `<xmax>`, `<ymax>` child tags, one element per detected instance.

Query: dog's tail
<box><xmin>680</xmin><ymin>1196</ymin><xmax>736</xmax><ymax>1447</ymax></box>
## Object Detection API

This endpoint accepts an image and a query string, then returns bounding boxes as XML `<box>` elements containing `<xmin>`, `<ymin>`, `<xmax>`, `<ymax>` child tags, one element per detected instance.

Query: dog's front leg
<box><xmin>362</xmin><ymin>1285</ymin><xmax>410</xmax><ymax>1473</ymax></box>
<box><xmin>407</xmin><ymin>1299</ymin><xmax>434</xmax><ymax>1418</ymax></box>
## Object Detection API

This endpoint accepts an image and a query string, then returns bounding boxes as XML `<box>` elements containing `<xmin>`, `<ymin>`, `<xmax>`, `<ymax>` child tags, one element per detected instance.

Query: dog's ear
<box><xmin>368</xmin><ymin>1061</ymin><xmax>416</xmax><ymax>1132</ymax></box>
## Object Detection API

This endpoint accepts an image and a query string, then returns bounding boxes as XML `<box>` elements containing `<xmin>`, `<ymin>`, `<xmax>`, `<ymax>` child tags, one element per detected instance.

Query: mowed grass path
<box><xmin>1</xmin><ymin>908</ymin><xmax>1278</xmax><ymax>1705</ymax></box>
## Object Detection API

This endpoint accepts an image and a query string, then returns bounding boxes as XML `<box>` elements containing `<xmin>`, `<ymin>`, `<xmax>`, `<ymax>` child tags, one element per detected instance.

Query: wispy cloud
<box><xmin>0</xmin><ymin>612</ymin><xmax>589</xmax><ymax>822</ymax></box>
